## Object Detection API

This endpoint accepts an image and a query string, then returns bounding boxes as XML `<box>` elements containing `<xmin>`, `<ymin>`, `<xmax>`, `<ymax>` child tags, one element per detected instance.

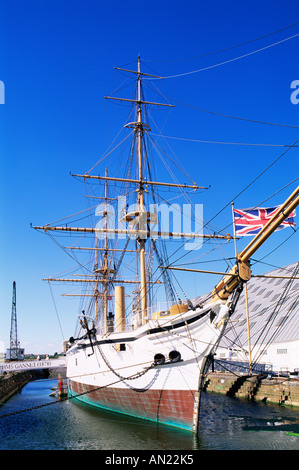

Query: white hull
<box><xmin>67</xmin><ymin>299</ymin><xmax>231</xmax><ymax>431</ymax></box>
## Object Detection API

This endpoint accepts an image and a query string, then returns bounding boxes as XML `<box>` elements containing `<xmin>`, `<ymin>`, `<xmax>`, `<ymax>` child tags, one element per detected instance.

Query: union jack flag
<box><xmin>233</xmin><ymin>206</ymin><xmax>296</xmax><ymax>236</ymax></box>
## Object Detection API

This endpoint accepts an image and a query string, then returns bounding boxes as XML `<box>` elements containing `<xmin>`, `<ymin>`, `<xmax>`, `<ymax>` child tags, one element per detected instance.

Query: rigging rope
<box><xmin>142</xmin><ymin>22</ymin><xmax>299</xmax><ymax>63</ymax></box>
<box><xmin>143</xmin><ymin>78</ymin><xmax>299</xmax><ymax>129</ymax></box>
<box><xmin>139</xmin><ymin>137</ymin><xmax>299</xmax><ymax>285</ymax></box>
<box><xmin>48</xmin><ymin>282</ymin><xmax>65</xmax><ymax>340</ymax></box>
<box><xmin>146</xmin><ymin>33</ymin><xmax>299</xmax><ymax>80</ymax></box>
<box><xmin>151</xmin><ymin>133</ymin><xmax>299</xmax><ymax>147</ymax></box>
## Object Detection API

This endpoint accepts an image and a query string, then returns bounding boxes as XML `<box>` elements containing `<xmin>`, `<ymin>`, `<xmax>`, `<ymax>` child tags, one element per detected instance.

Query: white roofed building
<box><xmin>194</xmin><ymin>262</ymin><xmax>299</xmax><ymax>374</ymax></box>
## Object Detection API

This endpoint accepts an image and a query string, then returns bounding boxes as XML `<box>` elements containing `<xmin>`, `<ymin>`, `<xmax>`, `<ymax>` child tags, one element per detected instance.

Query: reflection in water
<box><xmin>1</xmin><ymin>379</ymin><xmax>299</xmax><ymax>450</ymax></box>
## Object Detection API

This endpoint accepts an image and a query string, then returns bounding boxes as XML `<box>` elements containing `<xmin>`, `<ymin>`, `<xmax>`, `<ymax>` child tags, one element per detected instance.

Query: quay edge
<box><xmin>204</xmin><ymin>372</ymin><xmax>299</xmax><ymax>407</ymax></box>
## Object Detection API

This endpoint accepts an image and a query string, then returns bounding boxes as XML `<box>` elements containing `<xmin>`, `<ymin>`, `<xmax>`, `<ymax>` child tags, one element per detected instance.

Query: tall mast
<box><xmin>94</xmin><ymin>236</ymin><xmax>98</xmax><ymax>322</ymax></box>
<box><xmin>34</xmin><ymin>57</ymin><xmax>222</xmax><ymax>328</ymax></box>
<box><xmin>93</xmin><ymin>168</ymin><xmax>110</xmax><ymax>329</ymax></box>
<box><xmin>136</xmin><ymin>56</ymin><xmax>147</xmax><ymax>324</ymax></box>
<box><xmin>103</xmin><ymin>167</ymin><xmax>109</xmax><ymax>331</ymax></box>
<box><xmin>137</xmin><ymin>57</ymin><xmax>144</xmax><ymax>208</ymax></box>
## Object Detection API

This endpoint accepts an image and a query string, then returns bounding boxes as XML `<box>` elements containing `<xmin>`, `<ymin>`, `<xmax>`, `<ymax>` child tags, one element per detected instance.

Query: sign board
<box><xmin>0</xmin><ymin>358</ymin><xmax>66</xmax><ymax>373</ymax></box>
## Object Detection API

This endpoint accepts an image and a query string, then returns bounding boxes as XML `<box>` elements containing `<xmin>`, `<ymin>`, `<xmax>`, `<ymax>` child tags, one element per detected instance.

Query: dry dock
<box><xmin>204</xmin><ymin>372</ymin><xmax>299</xmax><ymax>407</ymax></box>
<box><xmin>0</xmin><ymin>368</ymin><xmax>66</xmax><ymax>404</ymax></box>
<box><xmin>0</xmin><ymin>371</ymin><xmax>37</xmax><ymax>404</ymax></box>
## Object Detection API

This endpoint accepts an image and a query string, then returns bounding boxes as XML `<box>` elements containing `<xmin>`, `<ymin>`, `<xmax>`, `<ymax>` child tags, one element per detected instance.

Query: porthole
<box><xmin>154</xmin><ymin>353</ymin><xmax>165</xmax><ymax>365</ymax></box>
<box><xmin>169</xmin><ymin>350</ymin><xmax>181</xmax><ymax>363</ymax></box>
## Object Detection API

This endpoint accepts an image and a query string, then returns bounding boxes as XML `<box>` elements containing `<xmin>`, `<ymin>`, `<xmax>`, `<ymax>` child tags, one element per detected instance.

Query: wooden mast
<box><xmin>135</xmin><ymin>56</ymin><xmax>147</xmax><ymax>324</ymax></box>
<box><xmin>92</xmin><ymin>168</ymin><xmax>110</xmax><ymax>328</ymax></box>
<box><xmin>103</xmin><ymin>168</ymin><xmax>109</xmax><ymax>331</ymax></box>
<box><xmin>34</xmin><ymin>56</ymin><xmax>234</xmax><ymax>328</ymax></box>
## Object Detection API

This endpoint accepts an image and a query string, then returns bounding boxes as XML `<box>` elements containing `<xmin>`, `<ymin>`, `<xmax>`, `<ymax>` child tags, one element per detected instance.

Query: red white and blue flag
<box><xmin>233</xmin><ymin>206</ymin><xmax>296</xmax><ymax>236</ymax></box>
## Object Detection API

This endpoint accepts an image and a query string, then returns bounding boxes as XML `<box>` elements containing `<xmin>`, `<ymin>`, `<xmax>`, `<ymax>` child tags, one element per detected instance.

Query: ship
<box><xmin>34</xmin><ymin>57</ymin><xmax>299</xmax><ymax>433</ymax></box>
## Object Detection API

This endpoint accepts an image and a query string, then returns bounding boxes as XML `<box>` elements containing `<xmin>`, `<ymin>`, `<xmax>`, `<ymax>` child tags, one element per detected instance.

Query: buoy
<box><xmin>49</xmin><ymin>376</ymin><xmax>68</xmax><ymax>398</ymax></box>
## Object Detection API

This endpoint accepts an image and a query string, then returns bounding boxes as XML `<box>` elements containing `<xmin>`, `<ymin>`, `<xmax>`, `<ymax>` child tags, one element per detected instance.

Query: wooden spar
<box><xmin>159</xmin><ymin>266</ymin><xmax>299</xmax><ymax>280</ymax></box>
<box><xmin>103</xmin><ymin>97</ymin><xmax>173</xmax><ymax>107</ymax></box>
<box><xmin>61</xmin><ymin>294</ymin><xmax>129</xmax><ymax>297</ymax></box>
<box><xmin>33</xmin><ymin>225</ymin><xmax>233</xmax><ymax>240</ymax></box>
<box><xmin>43</xmin><ymin>278</ymin><xmax>163</xmax><ymax>284</ymax></box>
<box><xmin>114</xmin><ymin>67</ymin><xmax>164</xmax><ymax>79</ymax></box>
<box><xmin>85</xmin><ymin>195</ymin><xmax>117</xmax><ymax>200</ymax></box>
<box><xmin>159</xmin><ymin>267</ymin><xmax>237</xmax><ymax>276</ymax></box>
<box><xmin>65</xmin><ymin>246</ymin><xmax>139</xmax><ymax>252</ymax></box>
<box><xmin>62</xmin><ymin>294</ymin><xmax>108</xmax><ymax>297</ymax></box>
<box><xmin>72</xmin><ymin>174</ymin><xmax>205</xmax><ymax>191</ymax></box>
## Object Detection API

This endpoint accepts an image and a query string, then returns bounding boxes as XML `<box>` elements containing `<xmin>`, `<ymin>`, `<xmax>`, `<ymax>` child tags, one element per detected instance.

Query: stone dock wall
<box><xmin>0</xmin><ymin>367</ymin><xmax>66</xmax><ymax>405</ymax></box>
<box><xmin>0</xmin><ymin>371</ymin><xmax>37</xmax><ymax>404</ymax></box>
<box><xmin>204</xmin><ymin>372</ymin><xmax>299</xmax><ymax>407</ymax></box>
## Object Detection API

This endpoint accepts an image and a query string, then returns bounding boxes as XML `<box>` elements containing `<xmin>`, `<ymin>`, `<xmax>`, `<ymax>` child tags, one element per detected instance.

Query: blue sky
<box><xmin>0</xmin><ymin>0</ymin><xmax>298</xmax><ymax>355</ymax></box>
